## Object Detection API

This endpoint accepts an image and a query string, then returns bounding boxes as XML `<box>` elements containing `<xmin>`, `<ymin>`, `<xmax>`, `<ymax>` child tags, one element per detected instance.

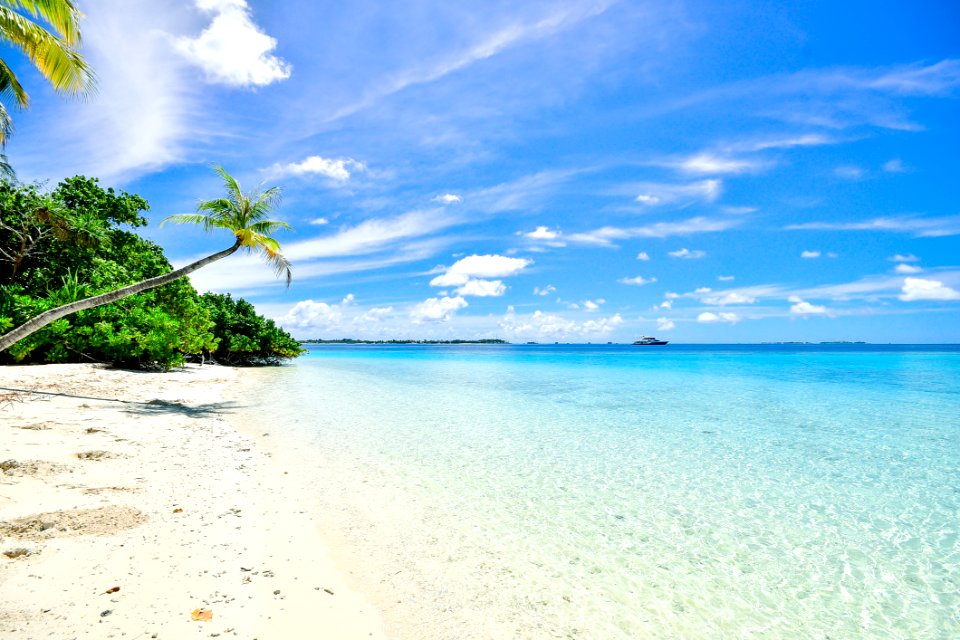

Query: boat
<box><xmin>632</xmin><ymin>335</ymin><xmax>668</xmax><ymax>345</ymax></box>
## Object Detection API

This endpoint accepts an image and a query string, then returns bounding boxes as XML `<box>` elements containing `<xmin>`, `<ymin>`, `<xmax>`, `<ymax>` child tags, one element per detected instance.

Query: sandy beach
<box><xmin>0</xmin><ymin>363</ymin><xmax>387</xmax><ymax>639</ymax></box>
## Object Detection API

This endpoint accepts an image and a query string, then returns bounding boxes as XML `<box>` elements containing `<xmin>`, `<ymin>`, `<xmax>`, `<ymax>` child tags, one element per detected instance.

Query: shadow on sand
<box><xmin>0</xmin><ymin>386</ymin><xmax>241</xmax><ymax>418</ymax></box>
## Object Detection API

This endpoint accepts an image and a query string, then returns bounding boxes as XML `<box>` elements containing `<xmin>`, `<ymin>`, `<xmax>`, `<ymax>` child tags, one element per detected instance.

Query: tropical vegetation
<box><xmin>0</xmin><ymin>174</ymin><xmax>303</xmax><ymax>369</ymax></box>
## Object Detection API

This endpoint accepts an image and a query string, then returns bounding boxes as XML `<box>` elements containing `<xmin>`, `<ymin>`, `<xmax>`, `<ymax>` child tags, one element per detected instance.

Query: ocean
<box><xmin>239</xmin><ymin>344</ymin><xmax>960</xmax><ymax>638</ymax></box>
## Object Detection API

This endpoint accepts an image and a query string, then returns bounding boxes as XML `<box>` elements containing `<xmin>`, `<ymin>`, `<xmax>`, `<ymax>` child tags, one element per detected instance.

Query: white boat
<box><xmin>632</xmin><ymin>335</ymin><xmax>668</xmax><ymax>345</ymax></box>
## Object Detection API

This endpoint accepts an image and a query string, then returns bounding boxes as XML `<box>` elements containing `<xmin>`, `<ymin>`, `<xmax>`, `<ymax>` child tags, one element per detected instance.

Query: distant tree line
<box><xmin>0</xmin><ymin>176</ymin><xmax>303</xmax><ymax>369</ymax></box>
<box><xmin>302</xmin><ymin>338</ymin><xmax>510</xmax><ymax>345</ymax></box>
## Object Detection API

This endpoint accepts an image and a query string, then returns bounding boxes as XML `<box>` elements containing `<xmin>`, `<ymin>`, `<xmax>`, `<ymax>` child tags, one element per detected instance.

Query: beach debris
<box><xmin>85</xmin><ymin>427</ymin><xmax>105</xmax><ymax>434</ymax></box>
<box><xmin>76</xmin><ymin>450</ymin><xmax>117</xmax><ymax>460</ymax></box>
<box><xmin>3</xmin><ymin>547</ymin><xmax>35</xmax><ymax>559</ymax></box>
<box><xmin>1</xmin><ymin>459</ymin><xmax>70</xmax><ymax>477</ymax></box>
<box><xmin>191</xmin><ymin>608</ymin><xmax>213</xmax><ymax>622</ymax></box>
<box><xmin>0</xmin><ymin>506</ymin><xmax>147</xmax><ymax>540</ymax></box>
<box><xmin>323</xmin><ymin>588</ymin><xmax>335</xmax><ymax>595</ymax></box>
<box><xmin>103</xmin><ymin>586</ymin><xmax>120</xmax><ymax>594</ymax></box>
<box><xmin>273</xmin><ymin>589</ymin><xmax>281</xmax><ymax>595</ymax></box>
<box><xmin>100</xmin><ymin>609</ymin><xmax>113</xmax><ymax>617</ymax></box>
<box><xmin>173</xmin><ymin>508</ymin><xmax>183</xmax><ymax>513</ymax></box>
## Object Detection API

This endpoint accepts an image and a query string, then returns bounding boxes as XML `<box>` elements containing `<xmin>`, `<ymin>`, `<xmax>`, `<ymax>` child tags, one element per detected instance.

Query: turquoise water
<box><xmin>243</xmin><ymin>345</ymin><xmax>960</xmax><ymax>638</ymax></box>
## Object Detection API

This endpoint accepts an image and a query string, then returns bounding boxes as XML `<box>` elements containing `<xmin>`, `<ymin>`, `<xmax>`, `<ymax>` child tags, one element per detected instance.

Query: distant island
<box><xmin>301</xmin><ymin>338</ymin><xmax>510</xmax><ymax>345</ymax></box>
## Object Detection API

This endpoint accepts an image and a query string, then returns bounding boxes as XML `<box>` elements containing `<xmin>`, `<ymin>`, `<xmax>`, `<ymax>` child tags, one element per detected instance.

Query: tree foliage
<box><xmin>0</xmin><ymin>176</ymin><xmax>303</xmax><ymax>369</ymax></box>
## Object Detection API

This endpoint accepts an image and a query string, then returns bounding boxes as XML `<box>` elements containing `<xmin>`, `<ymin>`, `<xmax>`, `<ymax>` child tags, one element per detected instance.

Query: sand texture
<box><xmin>0</xmin><ymin>363</ymin><xmax>387</xmax><ymax>639</ymax></box>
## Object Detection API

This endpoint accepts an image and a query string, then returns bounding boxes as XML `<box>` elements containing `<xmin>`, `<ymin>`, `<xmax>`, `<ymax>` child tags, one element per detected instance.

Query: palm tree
<box><xmin>0</xmin><ymin>0</ymin><xmax>94</xmax><ymax>145</ymax></box>
<box><xmin>0</xmin><ymin>165</ymin><xmax>292</xmax><ymax>353</ymax></box>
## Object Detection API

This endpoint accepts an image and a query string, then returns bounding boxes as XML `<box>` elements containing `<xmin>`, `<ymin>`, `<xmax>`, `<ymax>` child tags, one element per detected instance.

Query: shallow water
<box><xmin>241</xmin><ymin>344</ymin><xmax>960</xmax><ymax>638</ymax></box>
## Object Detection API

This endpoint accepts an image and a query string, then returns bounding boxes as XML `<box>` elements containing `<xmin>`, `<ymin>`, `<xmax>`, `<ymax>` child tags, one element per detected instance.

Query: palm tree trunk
<box><xmin>0</xmin><ymin>239</ymin><xmax>242</xmax><ymax>354</ymax></box>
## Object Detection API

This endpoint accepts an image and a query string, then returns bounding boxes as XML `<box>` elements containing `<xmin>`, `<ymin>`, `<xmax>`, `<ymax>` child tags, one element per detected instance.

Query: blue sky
<box><xmin>7</xmin><ymin>0</ymin><xmax>960</xmax><ymax>342</ymax></box>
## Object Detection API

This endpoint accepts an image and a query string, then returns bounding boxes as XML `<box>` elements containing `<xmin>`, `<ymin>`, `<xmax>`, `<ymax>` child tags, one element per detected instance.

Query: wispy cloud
<box><xmin>786</xmin><ymin>214</ymin><xmax>960</xmax><ymax>237</ymax></box>
<box><xmin>326</xmin><ymin>1</ymin><xmax>618</xmax><ymax>122</ymax></box>
<box><xmin>567</xmin><ymin>216</ymin><xmax>739</xmax><ymax>247</ymax></box>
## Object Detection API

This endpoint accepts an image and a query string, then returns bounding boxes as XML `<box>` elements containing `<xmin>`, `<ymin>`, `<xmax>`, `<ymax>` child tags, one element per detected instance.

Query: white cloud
<box><xmin>534</xmin><ymin>285</ymin><xmax>556</xmax><ymax>296</ymax></box>
<box><xmin>269</xmin><ymin>156</ymin><xmax>365</xmax><ymax>181</ymax></box>
<box><xmin>883</xmin><ymin>159</ymin><xmax>905</xmax><ymax>173</ymax></box>
<box><xmin>669</xmin><ymin>248</ymin><xmax>706</xmax><ymax>259</ymax></box>
<box><xmin>632</xmin><ymin>179</ymin><xmax>722</xmax><ymax>207</ymax></box>
<box><xmin>525</xmin><ymin>226</ymin><xmax>561</xmax><ymax>240</ymax></box>
<box><xmin>636</xmin><ymin>252</ymin><xmax>650</xmax><ymax>261</ymax></box>
<box><xmin>656</xmin><ymin>300</ymin><xmax>673</xmax><ymax>310</ymax></box>
<box><xmin>701</xmin><ymin>292</ymin><xmax>756</xmax><ymax>306</ymax></box>
<box><xmin>801</xmin><ymin>250</ymin><xmax>821</xmax><ymax>259</ymax></box>
<box><xmin>890</xmin><ymin>253</ymin><xmax>919</xmax><ymax>262</ymax></box>
<box><xmin>454</xmin><ymin>279</ymin><xmax>507</xmax><ymax>297</ymax></box>
<box><xmin>358</xmin><ymin>306</ymin><xmax>394</xmax><ymax>323</ymax></box>
<box><xmin>430</xmin><ymin>254</ymin><xmax>530</xmax><ymax>296</ymax></box>
<box><xmin>697</xmin><ymin>312</ymin><xmax>740</xmax><ymax>324</ymax></box>
<box><xmin>695</xmin><ymin>287</ymin><xmax>712</xmax><ymax>294</ymax></box>
<box><xmin>410</xmin><ymin>296</ymin><xmax>469</xmax><ymax>322</ymax></box>
<box><xmin>499</xmin><ymin>307</ymin><xmax>622</xmax><ymax>339</ymax></box>
<box><xmin>899</xmin><ymin>277</ymin><xmax>960</xmax><ymax>301</ymax></box>
<box><xmin>308</xmin><ymin>217</ymin><xmax>329</xmax><ymax>226</ymax></box>
<box><xmin>834</xmin><ymin>166</ymin><xmax>864</xmax><ymax>180</ymax></box>
<box><xmin>789</xmin><ymin>298</ymin><xmax>829</xmax><ymax>315</ymax></box>
<box><xmin>568</xmin><ymin>216</ymin><xmax>738</xmax><ymax>247</ymax></box>
<box><xmin>176</xmin><ymin>0</ymin><xmax>292</xmax><ymax>86</ymax></box>
<box><xmin>675</xmin><ymin>153</ymin><xmax>757</xmax><ymax>175</ymax></box>
<box><xmin>619</xmin><ymin>276</ymin><xmax>657</xmax><ymax>286</ymax></box>
<box><xmin>717</xmin><ymin>275</ymin><xmax>736</xmax><ymax>281</ymax></box>
<box><xmin>656</xmin><ymin>317</ymin><xmax>675</xmax><ymax>331</ymax></box>
<box><xmin>583</xmin><ymin>299</ymin><xmax>603</xmax><ymax>312</ymax></box>
<box><xmin>894</xmin><ymin>263</ymin><xmax>923</xmax><ymax>274</ymax></box>
<box><xmin>433</xmin><ymin>194</ymin><xmax>463</xmax><ymax>204</ymax></box>
<box><xmin>278</xmin><ymin>294</ymin><xmax>355</xmax><ymax>330</ymax></box>
<box><xmin>786</xmin><ymin>215</ymin><xmax>960</xmax><ymax>237</ymax></box>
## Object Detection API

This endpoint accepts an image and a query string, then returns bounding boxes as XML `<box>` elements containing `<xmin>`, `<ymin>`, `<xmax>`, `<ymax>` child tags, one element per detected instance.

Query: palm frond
<box><xmin>248</xmin><ymin>219</ymin><xmax>292</xmax><ymax>235</ymax></box>
<box><xmin>0</xmin><ymin>7</ymin><xmax>93</xmax><ymax>95</ymax></box>
<box><xmin>160</xmin><ymin>213</ymin><xmax>212</xmax><ymax>230</ymax></box>
<box><xmin>258</xmin><ymin>243</ymin><xmax>292</xmax><ymax>288</ymax></box>
<box><xmin>0</xmin><ymin>56</ymin><xmax>29</xmax><ymax>109</ymax></box>
<box><xmin>3</xmin><ymin>0</ymin><xmax>83</xmax><ymax>45</ymax></box>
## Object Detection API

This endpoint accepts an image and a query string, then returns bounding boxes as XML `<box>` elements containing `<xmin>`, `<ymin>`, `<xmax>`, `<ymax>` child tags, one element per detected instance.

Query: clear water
<box><xmin>240</xmin><ymin>344</ymin><xmax>960</xmax><ymax>639</ymax></box>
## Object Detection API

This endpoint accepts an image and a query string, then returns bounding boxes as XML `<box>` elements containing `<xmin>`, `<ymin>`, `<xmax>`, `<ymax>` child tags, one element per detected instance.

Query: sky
<box><xmin>5</xmin><ymin>0</ymin><xmax>960</xmax><ymax>342</ymax></box>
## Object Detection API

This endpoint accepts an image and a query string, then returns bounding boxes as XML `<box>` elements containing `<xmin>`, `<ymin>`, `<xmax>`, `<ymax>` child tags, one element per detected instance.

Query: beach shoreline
<box><xmin>0</xmin><ymin>363</ymin><xmax>387</xmax><ymax>639</ymax></box>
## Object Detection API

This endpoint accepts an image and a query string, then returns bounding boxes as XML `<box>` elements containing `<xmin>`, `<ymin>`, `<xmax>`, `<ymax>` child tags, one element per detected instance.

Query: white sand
<box><xmin>0</xmin><ymin>363</ymin><xmax>387</xmax><ymax>639</ymax></box>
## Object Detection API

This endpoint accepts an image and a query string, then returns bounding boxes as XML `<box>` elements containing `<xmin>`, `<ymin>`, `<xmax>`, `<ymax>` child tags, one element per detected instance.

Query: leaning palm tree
<box><xmin>0</xmin><ymin>0</ymin><xmax>94</xmax><ymax>145</ymax></box>
<box><xmin>0</xmin><ymin>165</ymin><xmax>292</xmax><ymax>353</ymax></box>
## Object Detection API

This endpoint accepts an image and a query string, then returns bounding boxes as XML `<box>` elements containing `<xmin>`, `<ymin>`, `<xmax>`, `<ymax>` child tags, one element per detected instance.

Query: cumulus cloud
<box><xmin>894</xmin><ymin>263</ymin><xmax>923</xmax><ymax>274</ymax></box>
<box><xmin>176</xmin><ymin>0</ymin><xmax>292</xmax><ymax>86</ymax></box>
<box><xmin>656</xmin><ymin>317</ymin><xmax>675</xmax><ymax>331</ymax></box>
<box><xmin>669</xmin><ymin>248</ymin><xmax>706</xmax><ymax>259</ymax></box>
<box><xmin>697</xmin><ymin>312</ymin><xmax>740</xmax><ymax>324</ymax></box>
<box><xmin>890</xmin><ymin>253</ymin><xmax>919</xmax><ymax>262</ymax></box>
<box><xmin>277</xmin><ymin>294</ymin><xmax>355</xmax><ymax>330</ymax></box>
<box><xmin>788</xmin><ymin>296</ymin><xmax>829</xmax><ymax>315</ymax></box>
<box><xmin>308</xmin><ymin>217</ymin><xmax>329</xmax><ymax>226</ymax></box>
<box><xmin>410</xmin><ymin>296</ymin><xmax>469</xmax><ymax>322</ymax></box>
<box><xmin>636</xmin><ymin>251</ymin><xmax>650</xmax><ymax>261</ymax></box>
<box><xmin>656</xmin><ymin>300</ymin><xmax>673</xmax><ymax>310</ymax></box>
<box><xmin>454</xmin><ymin>279</ymin><xmax>506</xmax><ymax>297</ymax></box>
<box><xmin>433</xmin><ymin>194</ymin><xmax>463</xmax><ymax>204</ymax></box>
<box><xmin>268</xmin><ymin>156</ymin><xmax>365</xmax><ymax>181</ymax></box>
<box><xmin>499</xmin><ymin>307</ymin><xmax>622</xmax><ymax>339</ymax></box>
<box><xmin>619</xmin><ymin>276</ymin><xmax>657</xmax><ymax>286</ymax></box>
<box><xmin>534</xmin><ymin>285</ymin><xmax>556</xmax><ymax>296</ymax></box>
<box><xmin>430</xmin><ymin>254</ymin><xmax>531</xmax><ymax>294</ymax></box>
<box><xmin>582</xmin><ymin>299</ymin><xmax>604</xmax><ymax>312</ymax></box>
<box><xmin>899</xmin><ymin>277</ymin><xmax>960</xmax><ymax>301</ymax></box>
<box><xmin>801</xmin><ymin>250</ymin><xmax>821</xmax><ymax>259</ymax></box>
<box><xmin>525</xmin><ymin>226</ymin><xmax>561</xmax><ymax>240</ymax></box>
